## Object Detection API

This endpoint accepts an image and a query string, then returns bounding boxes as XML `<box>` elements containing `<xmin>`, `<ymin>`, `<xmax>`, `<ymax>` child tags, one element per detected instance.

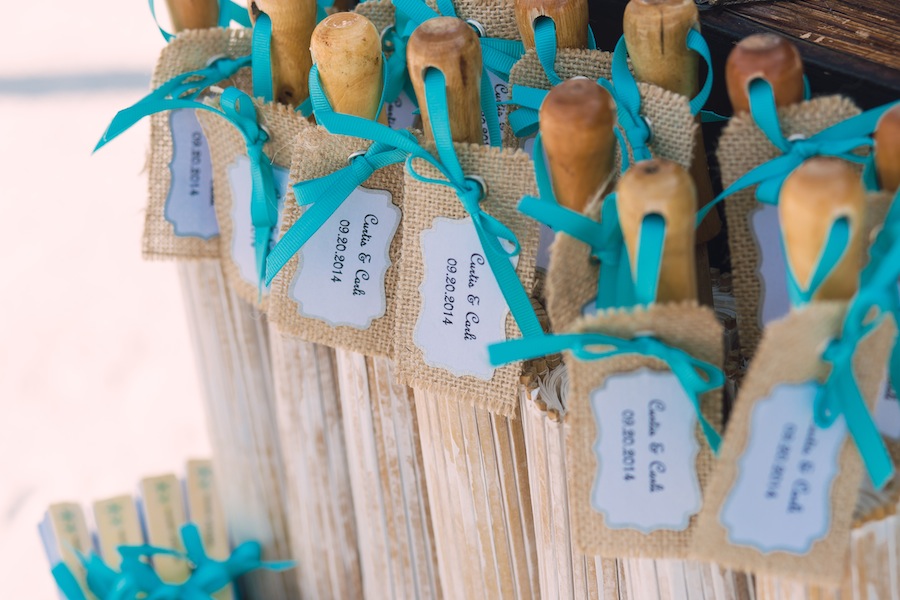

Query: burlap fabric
<box><xmin>395</xmin><ymin>144</ymin><xmax>539</xmax><ymax>418</ymax></box>
<box><xmin>144</xmin><ymin>28</ymin><xmax>254</xmax><ymax>261</ymax></box>
<box><xmin>693</xmin><ymin>302</ymin><xmax>896</xmax><ymax>585</ymax></box>
<box><xmin>268</xmin><ymin>127</ymin><xmax>404</xmax><ymax>357</ymax></box>
<box><xmin>718</xmin><ymin>96</ymin><xmax>861</xmax><ymax>358</ymax></box>
<box><xmin>425</xmin><ymin>0</ymin><xmax>519</xmax><ymax>39</ymax></box>
<box><xmin>196</xmin><ymin>96</ymin><xmax>309</xmax><ymax>309</ymax></box>
<box><xmin>354</xmin><ymin>0</ymin><xmax>395</xmax><ymax>31</ymax></box>
<box><xmin>545</xmin><ymin>87</ymin><xmax>697</xmax><ymax>332</ymax></box>
<box><xmin>565</xmin><ymin>302</ymin><xmax>723</xmax><ymax>558</ymax></box>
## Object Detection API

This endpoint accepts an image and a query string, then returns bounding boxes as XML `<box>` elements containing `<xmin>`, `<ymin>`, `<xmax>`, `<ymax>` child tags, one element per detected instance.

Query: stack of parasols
<box><xmin>43</xmin><ymin>0</ymin><xmax>900</xmax><ymax>599</ymax></box>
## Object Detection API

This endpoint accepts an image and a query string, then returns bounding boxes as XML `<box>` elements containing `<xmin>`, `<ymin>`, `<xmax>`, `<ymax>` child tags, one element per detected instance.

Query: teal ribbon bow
<box><xmin>94</xmin><ymin>54</ymin><xmax>251</xmax><ymax>152</ymax></box>
<box><xmin>51</xmin><ymin>523</ymin><xmax>293</xmax><ymax>600</ymax></box>
<box><xmin>408</xmin><ymin>67</ymin><xmax>545</xmax><ymax>339</ymax></box>
<box><xmin>391</xmin><ymin>0</ymin><xmax>526</xmax><ymax>147</ymax></box>
<box><xmin>516</xmin><ymin>135</ymin><xmax>634</xmax><ymax>309</ymax></box>
<box><xmin>265</xmin><ymin>63</ymin><xmax>410</xmax><ymax>284</ymax></box>
<box><xmin>508</xmin><ymin>30</ymin><xmax>714</xmax><ymax>174</ymax></box>
<box><xmin>489</xmin><ymin>332</ymin><xmax>723</xmax><ymax>451</ymax></box>
<box><xmin>812</xmin><ymin>203</ymin><xmax>900</xmax><ymax>489</ymax></box>
<box><xmin>149</xmin><ymin>0</ymin><xmax>253</xmax><ymax>42</ymax></box>
<box><xmin>696</xmin><ymin>90</ymin><xmax>899</xmax><ymax>224</ymax></box>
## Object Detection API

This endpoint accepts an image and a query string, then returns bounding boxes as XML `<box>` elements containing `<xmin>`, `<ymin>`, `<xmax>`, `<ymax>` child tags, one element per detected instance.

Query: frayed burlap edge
<box><xmin>692</xmin><ymin>302</ymin><xmax>896</xmax><ymax>585</ymax></box>
<box><xmin>144</xmin><ymin>27</ymin><xmax>255</xmax><ymax>261</ymax></box>
<box><xmin>717</xmin><ymin>96</ymin><xmax>861</xmax><ymax>358</ymax></box>
<box><xmin>196</xmin><ymin>96</ymin><xmax>310</xmax><ymax>310</ymax></box>
<box><xmin>565</xmin><ymin>302</ymin><xmax>723</xmax><ymax>558</ymax></box>
<box><xmin>268</xmin><ymin>127</ymin><xmax>404</xmax><ymax>358</ymax></box>
<box><xmin>544</xmin><ymin>88</ymin><xmax>697</xmax><ymax>333</ymax></box>
<box><xmin>395</xmin><ymin>143</ymin><xmax>539</xmax><ymax>418</ymax></box>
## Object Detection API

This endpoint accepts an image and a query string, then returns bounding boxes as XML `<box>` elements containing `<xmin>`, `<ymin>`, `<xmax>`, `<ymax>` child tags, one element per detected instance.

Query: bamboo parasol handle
<box><xmin>407</xmin><ymin>17</ymin><xmax>484</xmax><ymax>144</ymax></box>
<box><xmin>165</xmin><ymin>0</ymin><xmax>219</xmax><ymax>32</ymax></box>
<box><xmin>247</xmin><ymin>0</ymin><xmax>318</xmax><ymax>107</ymax></box>
<box><xmin>310</xmin><ymin>13</ymin><xmax>383</xmax><ymax>120</ymax></box>
<box><xmin>725</xmin><ymin>33</ymin><xmax>805</xmax><ymax>115</ymax></box>
<box><xmin>617</xmin><ymin>159</ymin><xmax>698</xmax><ymax>303</ymax></box>
<box><xmin>779</xmin><ymin>157</ymin><xmax>865</xmax><ymax>302</ymax></box>
<box><xmin>874</xmin><ymin>104</ymin><xmax>900</xmax><ymax>193</ymax></box>
<box><xmin>514</xmin><ymin>0</ymin><xmax>589</xmax><ymax>50</ymax></box>
<box><xmin>539</xmin><ymin>78</ymin><xmax>616</xmax><ymax>213</ymax></box>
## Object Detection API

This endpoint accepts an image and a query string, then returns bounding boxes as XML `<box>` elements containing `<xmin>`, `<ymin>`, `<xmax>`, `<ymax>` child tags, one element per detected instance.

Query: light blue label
<box><xmin>165</xmin><ymin>109</ymin><xmax>218</xmax><ymax>239</ymax></box>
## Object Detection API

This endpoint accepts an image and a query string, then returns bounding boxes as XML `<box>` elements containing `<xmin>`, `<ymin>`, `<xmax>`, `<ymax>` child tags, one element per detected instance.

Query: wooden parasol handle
<box><xmin>310</xmin><ymin>13</ymin><xmax>383</xmax><ymax>120</ymax></box>
<box><xmin>874</xmin><ymin>104</ymin><xmax>900</xmax><ymax>193</ymax></box>
<box><xmin>779</xmin><ymin>157</ymin><xmax>865</xmax><ymax>302</ymax></box>
<box><xmin>514</xmin><ymin>0</ymin><xmax>589</xmax><ymax>50</ymax></box>
<box><xmin>725</xmin><ymin>33</ymin><xmax>805</xmax><ymax>115</ymax></box>
<box><xmin>165</xmin><ymin>0</ymin><xmax>219</xmax><ymax>32</ymax></box>
<box><xmin>539</xmin><ymin>78</ymin><xmax>616</xmax><ymax>213</ymax></box>
<box><xmin>247</xmin><ymin>0</ymin><xmax>318</xmax><ymax>107</ymax></box>
<box><xmin>617</xmin><ymin>159</ymin><xmax>698</xmax><ymax>303</ymax></box>
<box><xmin>407</xmin><ymin>17</ymin><xmax>483</xmax><ymax>144</ymax></box>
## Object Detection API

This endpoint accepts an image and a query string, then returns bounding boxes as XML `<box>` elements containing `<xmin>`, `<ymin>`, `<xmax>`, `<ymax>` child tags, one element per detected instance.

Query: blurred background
<box><xmin>0</xmin><ymin>2</ymin><xmax>211</xmax><ymax>596</ymax></box>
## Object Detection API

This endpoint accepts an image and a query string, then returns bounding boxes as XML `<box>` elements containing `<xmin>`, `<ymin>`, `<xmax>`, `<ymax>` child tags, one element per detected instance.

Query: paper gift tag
<box><xmin>227</xmin><ymin>156</ymin><xmax>290</xmax><ymax>290</ymax></box>
<box><xmin>481</xmin><ymin>70</ymin><xmax>511</xmax><ymax>146</ymax></box>
<box><xmin>166</xmin><ymin>109</ymin><xmax>218</xmax><ymax>239</ymax></box>
<box><xmin>693</xmin><ymin>302</ymin><xmax>896</xmax><ymax>584</ymax></box>
<box><xmin>566</xmin><ymin>303</ymin><xmax>722</xmax><ymax>558</ymax></box>
<box><xmin>386</xmin><ymin>89</ymin><xmax>418</xmax><ymax>131</ymax></box>
<box><xmin>290</xmin><ymin>186</ymin><xmax>401</xmax><ymax>329</ymax></box>
<box><xmin>590</xmin><ymin>368</ymin><xmax>703</xmax><ymax>532</ymax></box>
<box><xmin>751</xmin><ymin>203</ymin><xmax>791</xmax><ymax>326</ymax></box>
<box><xmin>415</xmin><ymin>216</ymin><xmax>519</xmax><ymax>380</ymax></box>
<box><xmin>875</xmin><ymin>378</ymin><xmax>900</xmax><ymax>439</ymax></box>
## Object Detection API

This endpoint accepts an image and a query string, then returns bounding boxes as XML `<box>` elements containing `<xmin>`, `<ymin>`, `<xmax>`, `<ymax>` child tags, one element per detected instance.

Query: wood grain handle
<box><xmin>165</xmin><ymin>0</ymin><xmax>219</xmax><ymax>32</ymax></box>
<box><xmin>875</xmin><ymin>104</ymin><xmax>900</xmax><ymax>193</ymax></box>
<box><xmin>248</xmin><ymin>0</ymin><xmax>318</xmax><ymax>107</ymax></box>
<box><xmin>725</xmin><ymin>33</ymin><xmax>805</xmax><ymax>114</ymax></box>
<box><xmin>617</xmin><ymin>159</ymin><xmax>698</xmax><ymax>303</ymax></box>
<box><xmin>514</xmin><ymin>0</ymin><xmax>589</xmax><ymax>50</ymax></box>
<box><xmin>539</xmin><ymin>78</ymin><xmax>616</xmax><ymax>213</ymax></box>
<box><xmin>310</xmin><ymin>13</ymin><xmax>383</xmax><ymax>120</ymax></box>
<box><xmin>407</xmin><ymin>17</ymin><xmax>483</xmax><ymax>144</ymax></box>
<box><xmin>779</xmin><ymin>157</ymin><xmax>865</xmax><ymax>302</ymax></box>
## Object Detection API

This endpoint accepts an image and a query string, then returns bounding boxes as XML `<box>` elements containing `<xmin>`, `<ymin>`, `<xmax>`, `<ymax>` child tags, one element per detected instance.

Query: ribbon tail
<box><xmin>51</xmin><ymin>564</ymin><xmax>89</xmax><ymax>600</ymax></box>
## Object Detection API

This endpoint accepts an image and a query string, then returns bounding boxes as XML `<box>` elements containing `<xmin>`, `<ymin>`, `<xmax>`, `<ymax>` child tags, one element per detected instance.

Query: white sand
<box><xmin>0</xmin><ymin>2</ymin><xmax>214</xmax><ymax>597</ymax></box>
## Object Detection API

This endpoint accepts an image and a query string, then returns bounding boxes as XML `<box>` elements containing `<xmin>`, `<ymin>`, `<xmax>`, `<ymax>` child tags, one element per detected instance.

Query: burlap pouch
<box><xmin>693</xmin><ymin>302</ymin><xmax>896</xmax><ymax>585</ymax></box>
<box><xmin>196</xmin><ymin>96</ymin><xmax>309</xmax><ymax>309</ymax></box>
<box><xmin>267</xmin><ymin>127</ymin><xmax>404</xmax><ymax>357</ymax></box>
<box><xmin>544</xmin><ymin>87</ymin><xmax>698</xmax><ymax>332</ymax></box>
<box><xmin>395</xmin><ymin>144</ymin><xmax>539</xmax><ymax>417</ymax></box>
<box><xmin>354</xmin><ymin>0</ymin><xmax>394</xmax><ymax>30</ymax></box>
<box><xmin>718</xmin><ymin>96</ymin><xmax>861</xmax><ymax>357</ymax></box>
<box><xmin>566</xmin><ymin>302</ymin><xmax>723</xmax><ymax>558</ymax></box>
<box><xmin>144</xmin><ymin>28</ymin><xmax>254</xmax><ymax>261</ymax></box>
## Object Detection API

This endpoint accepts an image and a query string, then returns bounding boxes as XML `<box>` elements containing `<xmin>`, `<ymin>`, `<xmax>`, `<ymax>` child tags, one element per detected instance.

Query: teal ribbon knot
<box><xmin>51</xmin><ymin>523</ymin><xmax>292</xmax><ymax>600</ymax></box>
<box><xmin>696</xmin><ymin>92</ymin><xmax>898</xmax><ymax>224</ymax></box>
<box><xmin>489</xmin><ymin>332</ymin><xmax>723</xmax><ymax>451</ymax></box>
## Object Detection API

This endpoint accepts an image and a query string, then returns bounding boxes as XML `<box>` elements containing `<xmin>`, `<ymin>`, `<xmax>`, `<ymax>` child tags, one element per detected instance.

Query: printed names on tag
<box><xmin>720</xmin><ymin>381</ymin><xmax>846</xmax><ymax>554</ymax></box>
<box><xmin>166</xmin><ymin>109</ymin><xmax>218</xmax><ymax>239</ymax></box>
<box><xmin>386</xmin><ymin>90</ymin><xmax>417</xmax><ymax>130</ymax></box>
<box><xmin>415</xmin><ymin>217</ymin><xmax>518</xmax><ymax>380</ymax></box>
<box><xmin>227</xmin><ymin>156</ymin><xmax>290</xmax><ymax>289</ymax></box>
<box><xmin>290</xmin><ymin>187</ymin><xmax>400</xmax><ymax>328</ymax></box>
<box><xmin>751</xmin><ymin>204</ymin><xmax>790</xmax><ymax>327</ymax></box>
<box><xmin>590</xmin><ymin>368</ymin><xmax>702</xmax><ymax>532</ymax></box>
<box><xmin>480</xmin><ymin>70</ymin><xmax>511</xmax><ymax>146</ymax></box>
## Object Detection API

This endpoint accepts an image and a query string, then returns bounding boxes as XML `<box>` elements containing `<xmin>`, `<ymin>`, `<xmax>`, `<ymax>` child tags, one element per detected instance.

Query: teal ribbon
<box><xmin>508</xmin><ymin>30</ymin><xmax>714</xmax><ymax>175</ymax></box>
<box><xmin>265</xmin><ymin>64</ymin><xmax>410</xmax><ymax>284</ymax></box>
<box><xmin>516</xmin><ymin>135</ymin><xmax>634</xmax><ymax>310</ymax></box>
<box><xmin>408</xmin><ymin>67</ymin><xmax>544</xmax><ymax>339</ymax></box>
<box><xmin>532</xmin><ymin>15</ymin><xmax>597</xmax><ymax>87</ymax></box>
<box><xmin>381</xmin><ymin>13</ymin><xmax>419</xmax><ymax>111</ymax></box>
<box><xmin>52</xmin><ymin>524</ymin><xmax>292</xmax><ymax>600</ymax></box>
<box><xmin>812</xmin><ymin>202</ymin><xmax>900</xmax><ymax>488</ymax></box>
<box><xmin>149</xmin><ymin>0</ymin><xmax>252</xmax><ymax>42</ymax></box>
<box><xmin>94</xmin><ymin>54</ymin><xmax>251</xmax><ymax>151</ymax></box>
<box><xmin>489</xmin><ymin>332</ymin><xmax>723</xmax><ymax>451</ymax></box>
<box><xmin>391</xmin><ymin>0</ymin><xmax>526</xmax><ymax>147</ymax></box>
<box><xmin>696</xmin><ymin>90</ymin><xmax>899</xmax><ymax>224</ymax></box>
